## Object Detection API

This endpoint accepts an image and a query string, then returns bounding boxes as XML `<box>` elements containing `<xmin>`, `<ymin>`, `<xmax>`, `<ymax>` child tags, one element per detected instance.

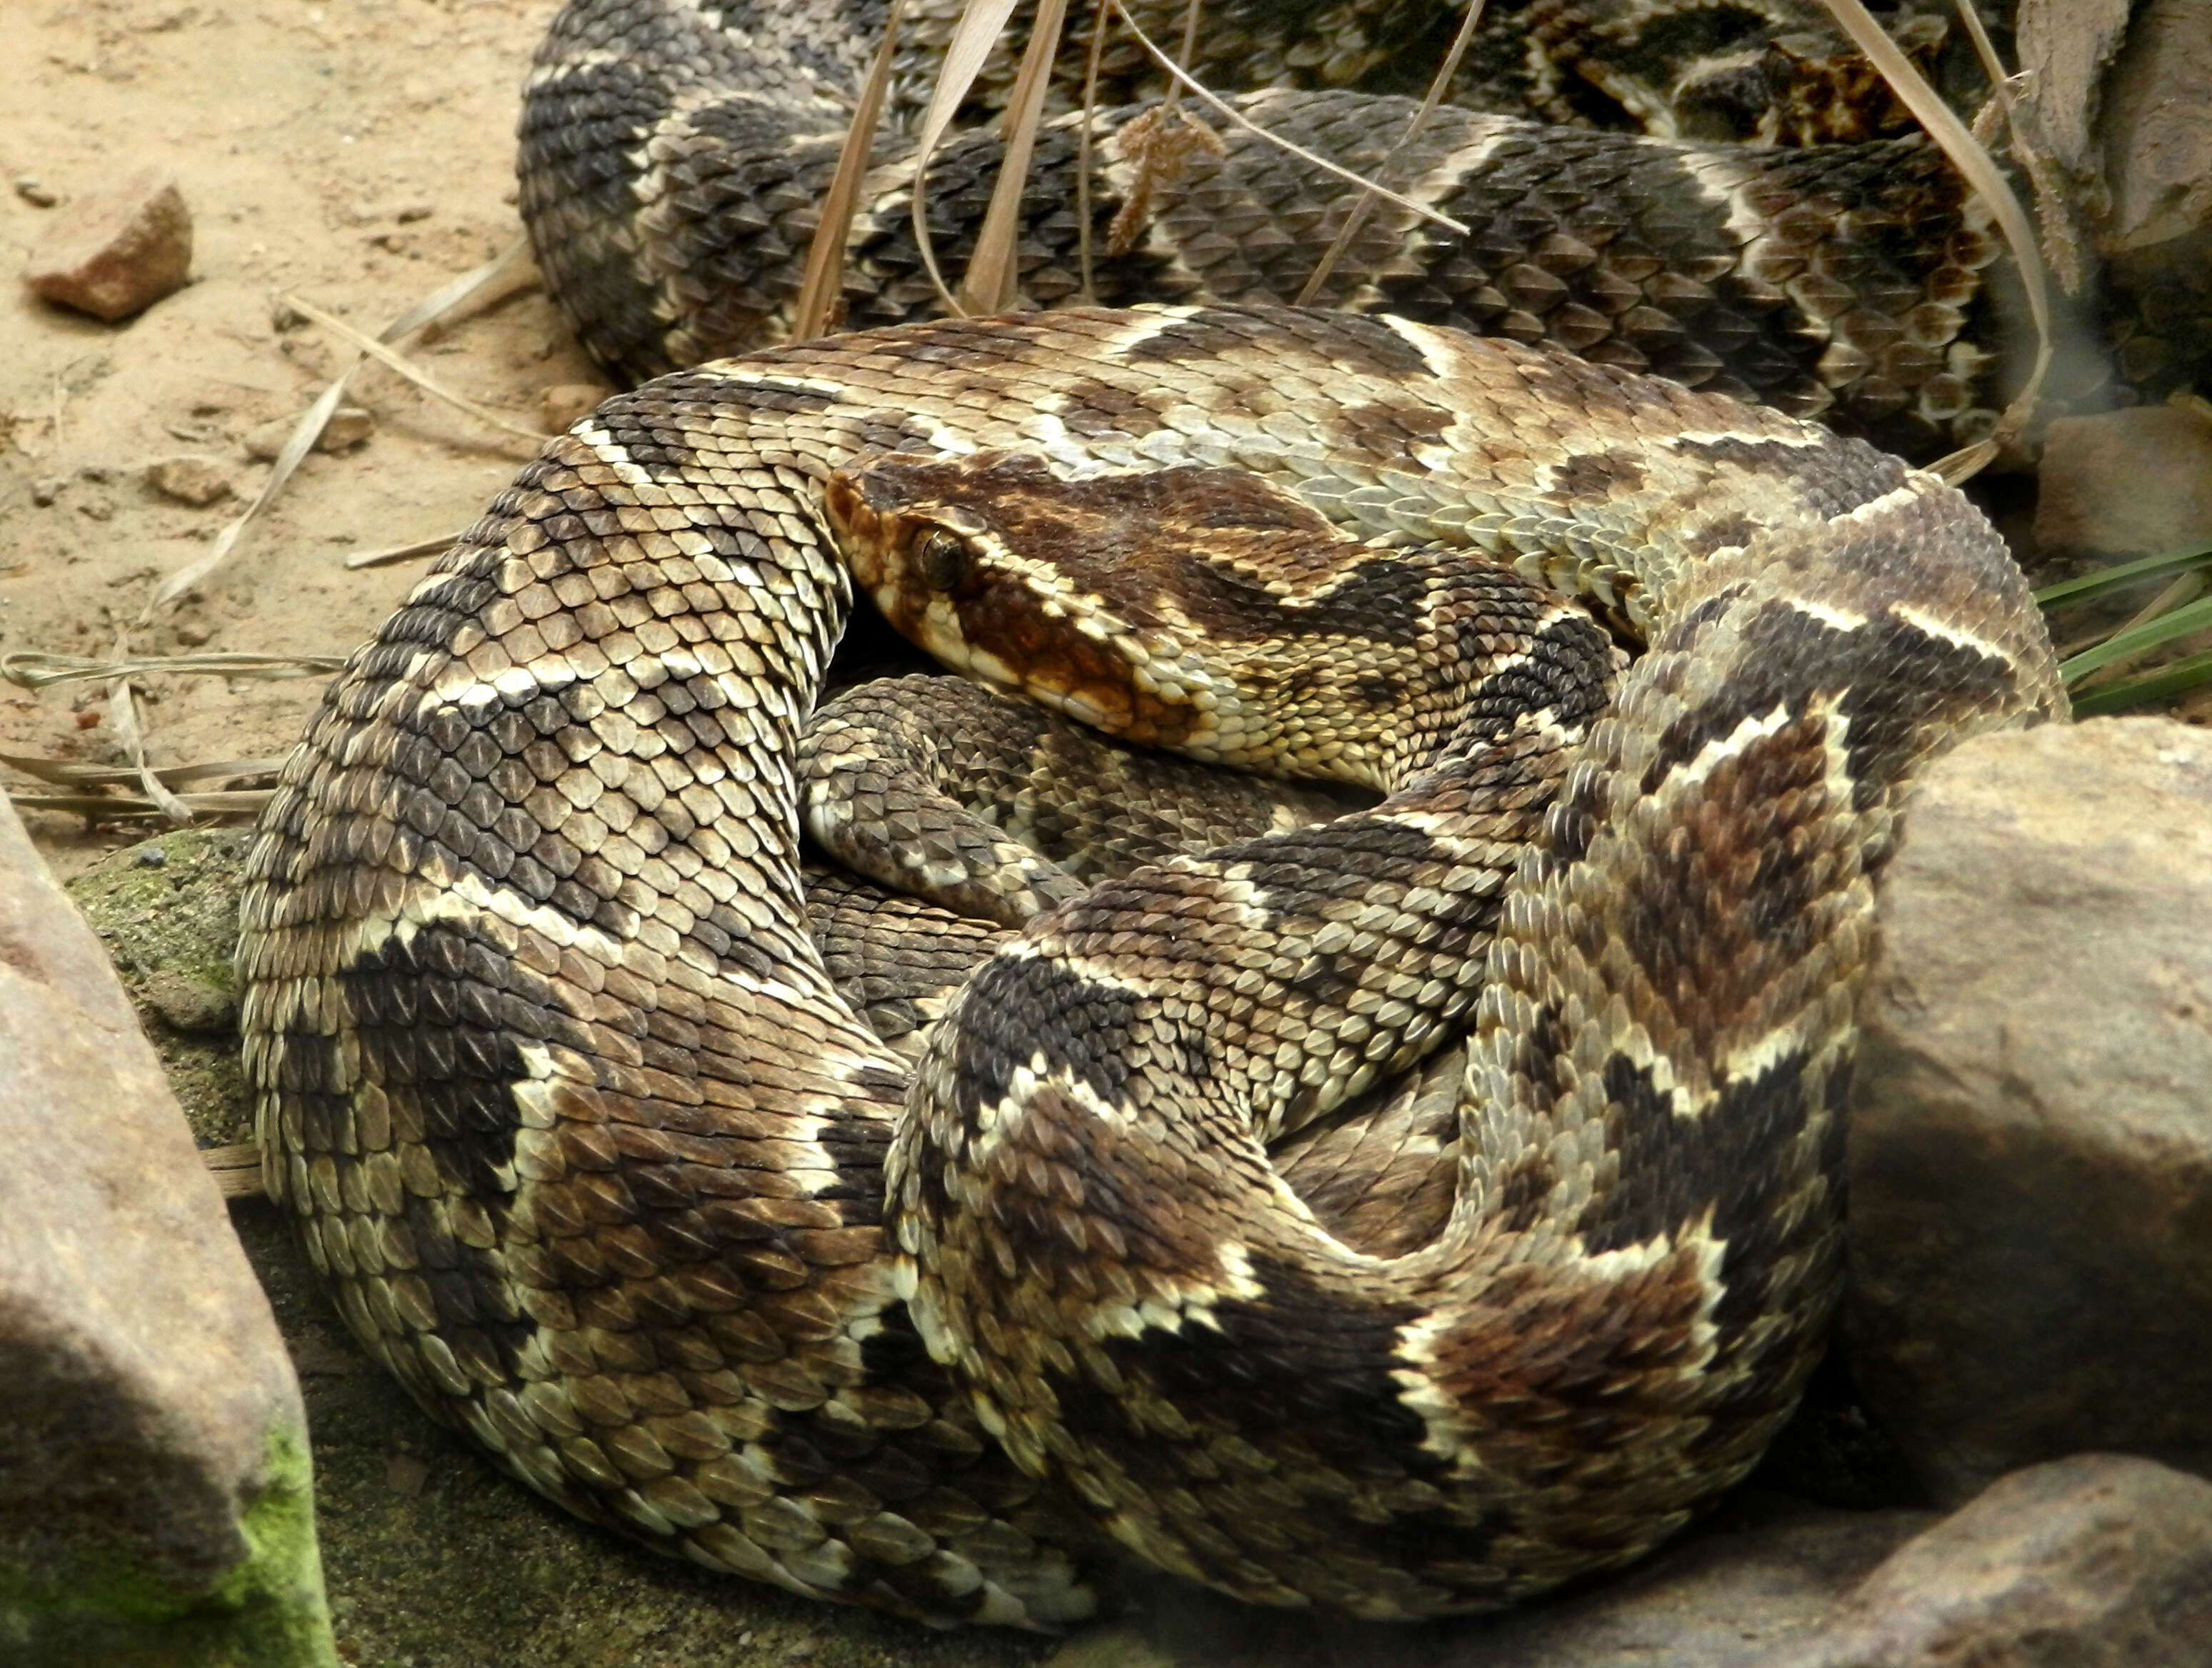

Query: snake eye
<box><xmin>915</xmin><ymin>528</ymin><xmax>969</xmax><ymax>593</ymax></box>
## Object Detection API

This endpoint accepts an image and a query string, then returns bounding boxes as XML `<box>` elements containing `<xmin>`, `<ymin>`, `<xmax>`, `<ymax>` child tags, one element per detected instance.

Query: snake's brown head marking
<box><xmin>826</xmin><ymin>451</ymin><xmax>1197</xmax><ymax>746</ymax></box>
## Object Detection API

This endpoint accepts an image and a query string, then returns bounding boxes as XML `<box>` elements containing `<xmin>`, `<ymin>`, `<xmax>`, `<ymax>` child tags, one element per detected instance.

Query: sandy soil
<box><xmin>1</xmin><ymin>0</ymin><xmax>606</xmax><ymax>877</ymax></box>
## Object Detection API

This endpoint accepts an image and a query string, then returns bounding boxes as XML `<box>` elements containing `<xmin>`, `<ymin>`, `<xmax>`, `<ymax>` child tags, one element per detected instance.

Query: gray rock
<box><xmin>21</xmin><ymin>162</ymin><xmax>193</xmax><ymax>321</ymax></box>
<box><xmin>0</xmin><ymin>801</ymin><xmax>332</xmax><ymax>1665</ymax></box>
<box><xmin>2032</xmin><ymin>404</ymin><xmax>2212</xmax><ymax>559</ymax></box>
<box><xmin>1847</xmin><ymin>718</ymin><xmax>2212</xmax><ymax>1504</ymax></box>
<box><xmin>1776</xmin><ymin>1455</ymin><xmax>2212</xmax><ymax>1668</ymax></box>
<box><xmin>2101</xmin><ymin>0</ymin><xmax>2212</xmax><ymax>254</ymax></box>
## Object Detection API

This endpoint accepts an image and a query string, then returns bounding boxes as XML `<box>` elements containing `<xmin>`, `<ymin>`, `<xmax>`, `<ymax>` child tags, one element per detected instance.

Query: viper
<box><xmin>238</xmin><ymin>301</ymin><xmax>2063</xmax><ymax>1623</ymax></box>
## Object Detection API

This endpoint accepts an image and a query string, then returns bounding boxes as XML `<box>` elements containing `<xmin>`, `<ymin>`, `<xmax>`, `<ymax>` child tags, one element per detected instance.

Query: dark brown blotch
<box><xmin>1548</xmin><ymin>447</ymin><xmax>1648</xmax><ymax>500</ymax></box>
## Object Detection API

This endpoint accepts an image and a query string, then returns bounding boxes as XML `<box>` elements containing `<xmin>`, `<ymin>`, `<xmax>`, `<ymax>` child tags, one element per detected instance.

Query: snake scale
<box><xmin>238</xmin><ymin>0</ymin><xmax>2068</xmax><ymax>1630</ymax></box>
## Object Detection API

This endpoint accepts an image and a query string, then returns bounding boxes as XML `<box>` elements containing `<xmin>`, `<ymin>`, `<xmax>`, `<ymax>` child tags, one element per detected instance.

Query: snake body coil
<box><xmin>239</xmin><ymin>302</ymin><xmax>2063</xmax><ymax>1622</ymax></box>
<box><xmin>518</xmin><ymin>0</ymin><xmax>2020</xmax><ymax>460</ymax></box>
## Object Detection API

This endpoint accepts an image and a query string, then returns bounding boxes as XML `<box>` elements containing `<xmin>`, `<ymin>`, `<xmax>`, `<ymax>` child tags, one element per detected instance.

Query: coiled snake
<box><xmin>239</xmin><ymin>0</ymin><xmax>2068</xmax><ymax>1632</ymax></box>
<box><xmin>240</xmin><ymin>298</ymin><xmax>2063</xmax><ymax>1622</ymax></box>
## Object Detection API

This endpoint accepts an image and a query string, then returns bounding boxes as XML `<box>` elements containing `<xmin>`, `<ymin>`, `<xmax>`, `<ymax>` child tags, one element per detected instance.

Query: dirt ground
<box><xmin>0</xmin><ymin>0</ymin><xmax>606</xmax><ymax>878</ymax></box>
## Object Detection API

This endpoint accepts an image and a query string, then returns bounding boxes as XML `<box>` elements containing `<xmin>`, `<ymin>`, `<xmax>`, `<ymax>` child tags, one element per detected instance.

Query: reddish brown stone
<box><xmin>23</xmin><ymin>164</ymin><xmax>194</xmax><ymax>321</ymax></box>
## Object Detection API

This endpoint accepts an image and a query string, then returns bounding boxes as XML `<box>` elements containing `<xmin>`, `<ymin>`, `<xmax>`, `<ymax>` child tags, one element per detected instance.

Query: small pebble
<box><xmin>243</xmin><ymin>406</ymin><xmax>374</xmax><ymax>461</ymax></box>
<box><xmin>140</xmin><ymin>968</ymin><xmax>236</xmax><ymax>1034</ymax></box>
<box><xmin>384</xmin><ymin>1453</ymin><xmax>431</xmax><ymax>1498</ymax></box>
<box><xmin>134</xmin><ymin>847</ymin><xmax>168</xmax><ymax>869</ymax></box>
<box><xmin>77</xmin><ymin>497</ymin><xmax>114</xmax><ymax>522</ymax></box>
<box><xmin>15</xmin><ymin>176</ymin><xmax>57</xmax><ymax>208</ymax></box>
<box><xmin>30</xmin><ymin>478</ymin><xmax>64</xmax><ymax>507</ymax></box>
<box><xmin>145</xmin><ymin>455</ymin><xmax>234</xmax><ymax>507</ymax></box>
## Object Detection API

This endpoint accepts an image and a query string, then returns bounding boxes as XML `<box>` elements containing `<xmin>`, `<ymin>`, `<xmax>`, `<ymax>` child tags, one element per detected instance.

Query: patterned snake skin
<box><xmin>518</xmin><ymin>0</ymin><xmax>2025</xmax><ymax>461</ymax></box>
<box><xmin>238</xmin><ymin>302</ymin><xmax>2066</xmax><ymax>1622</ymax></box>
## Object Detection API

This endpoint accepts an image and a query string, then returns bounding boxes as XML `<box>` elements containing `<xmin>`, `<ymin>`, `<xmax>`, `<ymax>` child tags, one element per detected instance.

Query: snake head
<box><xmin>820</xmin><ymin>448</ymin><xmax>1521</xmax><ymax>780</ymax></box>
<box><xmin>824</xmin><ymin>448</ymin><xmax>1329</xmax><ymax>749</ymax></box>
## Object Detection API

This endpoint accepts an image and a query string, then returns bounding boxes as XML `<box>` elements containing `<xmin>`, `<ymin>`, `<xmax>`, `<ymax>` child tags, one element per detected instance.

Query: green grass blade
<box><xmin>2068</xmin><ymin>650</ymin><xmax>2212</xmax><ymax>716</ymax></box>
<box><xmin>2034</xmin><ymin>543</ymin><xmax>2212</xmax><ymax>608</ymax></box>
<box><xmin>2058</xmin><ymin>592</ymin><xmax>2212</xmax><ymax>683</ymax></box>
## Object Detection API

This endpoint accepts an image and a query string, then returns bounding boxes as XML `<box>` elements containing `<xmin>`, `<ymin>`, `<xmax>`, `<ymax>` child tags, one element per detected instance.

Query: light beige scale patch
<box><xmin>1831</xmin><ymin>481</ymin><xmax>1923</xmax><ymax>527</ymax></box>
<box><xmin>1777</xmin><ymin>596</ymin><xmax>1868</xmax><ymax>634</ymax></box>
<box><xmin>1887</xmin><ymin>600</ymin><xmax>2024</xmax><ymax>666</ymax></box>
<box><xmin>522</xmin><ymin>49</ymin><xmax>629</xmax><ymax>94</ymax></box>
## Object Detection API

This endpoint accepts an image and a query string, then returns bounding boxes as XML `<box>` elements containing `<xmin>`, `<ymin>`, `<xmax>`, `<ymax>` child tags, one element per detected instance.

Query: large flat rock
<box><xmin>0</xmin><ymin>800</ymin><xmax>331</xmax><ymax>1665</ymax></box>
<box><xmin>1846</xmin><ymin>718</ymin><xmax>2212</xmax><ymax>1504</ymax></box>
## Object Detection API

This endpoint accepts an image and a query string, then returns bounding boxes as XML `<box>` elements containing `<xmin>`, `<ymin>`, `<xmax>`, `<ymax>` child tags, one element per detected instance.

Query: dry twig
<box><xmin>139</xmin><ymin>241</ymin><xmax>539</xmax><ymax>622</ymax></box>
<box><xmin>1296</xmin><ymin>0</ymin><xmax>1490</xmax><ymax>304</ymax></box>
<box><xmin>792</xmin><ymin>0</ymin><xmax>911</xmax><ymax>341</ymax></box>
<box><xmin>1815</xmin><ymin>0</ymin><xmax>2052</xmax><ymax>476</ymax></box>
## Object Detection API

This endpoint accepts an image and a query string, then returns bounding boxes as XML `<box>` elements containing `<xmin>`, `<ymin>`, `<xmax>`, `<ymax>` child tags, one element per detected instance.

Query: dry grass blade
<box><xmin>1928</xmin><ymin>436</ymin><xmax>1998</xmax><ymax>485</ymax></box>
<box><xmin>3</xmin><ymin>743</ymin><xmax>280</xmax><ymax>825</ymax></box>
<box><xmin>1106</xmin><ymin>0</ymin><xmax>1468</xmax><ymax>238</ymax></box>
<box><xmin>792</xmin><ymin>0</ymin><xmax>909</xmax><ymax>341</ymax></box>
<box><xmin>0</xmin><ymin>752</ymin><xmax>284</xmax><ymax>789</ymax></box>
<box><xmin>103</xmin><ymin>630</ymin><xmax>192</xmax><ymax>824</ymax></box>
<box><xmin>1816</xmin><ymin>0</ymin><xmax>2051</xmax><ymax>471</ymax></box>
<box><xmin>1074</xmin><ymin>0</ymin><xmax>1117</xmax><ymax>300</ymax></box>
<box><xmin>1950</xmin><ymin>0</ymin><xmax>2010</xmax><ymax>98</ymax></box>
<box><xmin>957</xmin><ymin>0</ymin><xmax>1070</xmax><ymax>316</ymax></box>
<box><xmin>1</xmin><ymin>650</ymin><xmax>345</xmax><ymax>690</ymax></box>
<box><xmin>373</xmin><ymin>237</ymin><xmax>542</xmax><ymax>342</ymax></box>
<box><xmin>343</xmin><ymin>533</ymin><xmax>459</xmax><ymax>571</ymax></box>
<box><xmin>141</xmin><ymin>241</ymin><xmax>537</xmax><ymax>621</ymax></box>
<box><xmin>144</xmin><ymin>377</ymin><xmax>356</xmax><ymax>619</ymax></box>
<box><xmin>909</xmin><ymin>0</ymin><xmax>1026</xmax><ymax>315</ymax></box>
<box><xmin>1296</xmin><ymin>0</ymin><xmax>1489</xmax><ymax>305</ymax></box>
<box><xmin>280</xmin><ymin>292</ymin><xmax>551</xmax><ymax>442</ymax></box>
<box><xmin>7</xmin><ymin>788</ymin><xmax>276</xmax><ymax>820</ymax></box>
<box><xmin>200</xmin><ymin>1142</ymin><xmax>271</xmax><ymax>1202</ymax></box>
